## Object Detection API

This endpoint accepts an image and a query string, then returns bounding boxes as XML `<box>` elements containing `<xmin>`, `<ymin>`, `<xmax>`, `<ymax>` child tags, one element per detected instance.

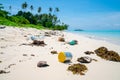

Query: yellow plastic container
<box><xmin>58</xmin><ymin>52</ymin><xmax>72</xmax><ymax>62</ymax></box>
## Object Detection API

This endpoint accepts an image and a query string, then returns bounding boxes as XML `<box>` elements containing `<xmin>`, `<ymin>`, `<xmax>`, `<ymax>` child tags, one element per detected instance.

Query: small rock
<box><xmin>37</xmin><ymin>61</ymin><xmax>49</xmax><ymax>67</ymax></box>
<box><xmin>1</xmin><ymin>46</ymin><xmax>6</xmax><ymax>48</ymax></box>
<box><xmin>0</xmin><ymin>61</ymin><xmax>2</xmax><ymax>63</ymax></box>
<box><xmin>92</xmin><ymin>59</ymin><xmax>98</xmax><ymax>62</ymax></box>
<box><xmin>0</xmin><ymin>70</ymin><xmax>10</xmax><ymax>74</ymax></box>
<box><xmin>0</xmin><ymin>38</ymin><xmax>5</xmax><ymax>40</ymax></box>
<box><xmin>84</xmin><ymin>51</ymin><xmax>94</xmax><ymax>55</ymax></box>
<box><xmin>0</xmin><ymin>52</ymin><xmax>4</xmax><ymax>54</ymax></box>
<box><xmin>23</xmin><ymin>54</ymin><xmax>27</xmax><ymax>56</ymax></box>
<box><xmin>0</xmin><ymin>26</ymin><xmax>6</xmax><ymax>29</ymax></box>
<box><xmin>44</xmin><ymin>32</ymin><xmax>51</xmax><ymax>37</ymax></box>
<box><xmin>8</xmin><ymin>64</ymin><xmax>15</xmax><ymax>68</ymax></box>
<box><xmin>77</xmin><ymin>56</ymin><xmax>92</xmax><ymax>63</ymax></box>
<box><xmin>51</xmin><ymin>50</ymin><xmax>58</xmax><ymax>54</ymax></box>
<box><xmin>31</xmin><ymin>54</ymin><xmax>35</xmax><ymax>56</ymax></box>
<box><xmin>32</xmin><ymin>40</ymin><xmax>46</xmax><ymax>46</ymax></box>
<box><xmin>24</xmin><ymin>35</ymin><xmax>27</xmax><ymax>37</ymax></box>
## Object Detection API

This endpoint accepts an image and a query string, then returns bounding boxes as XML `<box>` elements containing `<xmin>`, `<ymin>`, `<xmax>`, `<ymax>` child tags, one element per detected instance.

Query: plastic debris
<box><xmin>77</xmin><ymin>56</ymin><xmax>92</xmax><ymax>63</ymax></box>
<box><xmin>68</xmin><ymin>40</ymin><xmax>78</xmax><ymax>45</ymax></box>
<box><xmin>58</xmin><ymin>52</ymin><xmax>72</xmax><ymax>63</ymax></box>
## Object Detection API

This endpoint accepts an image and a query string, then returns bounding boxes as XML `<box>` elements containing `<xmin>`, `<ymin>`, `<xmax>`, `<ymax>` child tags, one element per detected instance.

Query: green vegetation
<box><xmin>0</xmin><ymin>2</ymin><xmax>68</xmax><ymax>30</ymax></box>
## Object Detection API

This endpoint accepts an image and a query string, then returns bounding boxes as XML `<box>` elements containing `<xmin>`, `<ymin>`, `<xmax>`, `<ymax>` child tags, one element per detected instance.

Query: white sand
<box><xmin>0</xmin><ymin>26</ymin><xmax>120</xmax><ymax>80</ymax></box>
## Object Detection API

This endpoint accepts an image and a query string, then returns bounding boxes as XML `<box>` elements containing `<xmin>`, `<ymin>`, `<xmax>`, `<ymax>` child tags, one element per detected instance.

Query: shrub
<box><xmin>8</xmin><ymin>16</ymin><xmax>30</xmax><ymax>24</ymax></box>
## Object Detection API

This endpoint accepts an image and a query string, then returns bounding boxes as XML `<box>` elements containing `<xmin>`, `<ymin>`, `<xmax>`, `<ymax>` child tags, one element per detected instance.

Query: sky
<box><xmin>1</xmin><ymin>0</ymin><xmax>120</xmax><ymax>30</ymax></box>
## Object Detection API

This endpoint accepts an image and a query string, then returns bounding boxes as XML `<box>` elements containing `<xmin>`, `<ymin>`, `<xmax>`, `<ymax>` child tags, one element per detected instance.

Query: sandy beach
<box><xmin>0</xmin><ymin>26</ymin><xmax>120</xmax><ymax>80</ymax></box>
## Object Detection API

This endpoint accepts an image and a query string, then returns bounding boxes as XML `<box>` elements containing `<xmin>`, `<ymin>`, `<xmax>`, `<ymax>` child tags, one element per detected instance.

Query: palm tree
<box><xmin>37</xmin><ymin>7</ymin><xmax>42</xmax><ymax>22</ymax></box>
<box><xmin>22</xmin><ymin>2</ymin><xmax>28</xmax><ymax>12</ymax></box>
<box><xmin>30</xmin><ymin>5</ymin><xmax>33</xmax><ymax>13</ymax></box>
<box><xmin>54</xmin><ymin>7</ymin><xmax>59</xmax><ymax>16</ymax></box>
<box><xmin>49</xmin><ymin>7</ymin><xmax>52</xmax><ymax>13</ymax></box>
<box><xmin>38</xmin><ymin>7</ymin><xmax>41</xmax><ymax>14</ymax></box>
<box><xmin>9</xmin><ymin>5</ymin><xmax>12</xmax><ymax>13</ymax></box>
<box><xmin>55</xmin><ymin>7</ymin><xmax>59</xmax><ymax>12</ymax></box>
<box><xmin>0</xmin><ymin>4</ymin><xmax>4</xmax><ymax>10</ymax></box>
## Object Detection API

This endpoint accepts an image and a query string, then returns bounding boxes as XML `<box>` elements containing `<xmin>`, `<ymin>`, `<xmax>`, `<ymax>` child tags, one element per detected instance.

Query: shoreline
<box><xmin>0</xmin><ymin>26</ymin><xmax>120</xmax><ymax>80</ymax></box>
<box><xmin>66</xmin><ymin>30</ymin><xmax>120</xmax><ymax>46</ymax></box>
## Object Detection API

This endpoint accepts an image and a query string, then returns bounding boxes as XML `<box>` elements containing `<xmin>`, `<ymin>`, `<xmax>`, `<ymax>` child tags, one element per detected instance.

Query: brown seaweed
<box><xmin>68</xmin><ymin>63</ymin><xmax>88</xmax><ymax>75</ymax></box>
<box><xmin>94</xmin><ymin>47</ymin><xmax>120</xmax><ymax>62</ymax></box>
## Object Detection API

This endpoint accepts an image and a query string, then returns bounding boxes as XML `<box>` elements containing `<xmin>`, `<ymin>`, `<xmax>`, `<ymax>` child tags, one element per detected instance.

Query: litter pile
<box><xmin>94</xmin><ymin>47</ymin><xmax>120</xmax><ymax>62</ymax></box>
<box><xmin>68</xmin><ymin>63</ymin><xmax>88</xmax><ymax>75</ymax></box>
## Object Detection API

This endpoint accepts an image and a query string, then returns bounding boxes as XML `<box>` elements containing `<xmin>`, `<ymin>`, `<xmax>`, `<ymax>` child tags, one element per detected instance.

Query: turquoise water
<box><xmin>66</xmin><ymin>30</ymin><xmax>120</xmax><ymax>45</ymax></box>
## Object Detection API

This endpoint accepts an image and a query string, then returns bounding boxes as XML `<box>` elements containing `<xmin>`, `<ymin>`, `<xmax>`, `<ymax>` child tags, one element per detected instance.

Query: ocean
<box><xmin>66</xmin><ymin>30</ymin><xmax>120</xmax><ymax>45</ymax></box>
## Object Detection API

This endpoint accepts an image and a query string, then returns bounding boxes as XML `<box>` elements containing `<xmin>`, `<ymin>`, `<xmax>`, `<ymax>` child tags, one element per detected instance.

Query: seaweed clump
<box><xmin>94</xmin><ymin>47</ymin><xmax>120</xmax><ymax>62</ymax></box>
<box><xmin>68</xmin><ymin>63</ymin><xmax>88</xmax><ymax>75</ymax></box>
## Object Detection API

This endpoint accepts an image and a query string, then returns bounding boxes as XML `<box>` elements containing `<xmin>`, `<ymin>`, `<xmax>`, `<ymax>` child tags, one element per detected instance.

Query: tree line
<box><xmin>0</xmin><ymin>2</ymin><xmax>68</xmax><ymax>30</ymax></box>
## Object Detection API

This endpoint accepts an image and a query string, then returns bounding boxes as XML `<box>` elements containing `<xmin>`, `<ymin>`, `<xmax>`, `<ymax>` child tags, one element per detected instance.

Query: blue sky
<box><xmin>1</xmin><ymin>0</ymin><xmax>120</xmax><ymax>30</ymax></box>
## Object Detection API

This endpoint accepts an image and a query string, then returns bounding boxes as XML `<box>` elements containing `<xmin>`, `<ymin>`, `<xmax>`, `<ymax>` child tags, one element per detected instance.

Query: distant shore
<box><xmin>0</xmin><ymin>26</ymin><xmax>120</xmax><ymax>80</ymax></box>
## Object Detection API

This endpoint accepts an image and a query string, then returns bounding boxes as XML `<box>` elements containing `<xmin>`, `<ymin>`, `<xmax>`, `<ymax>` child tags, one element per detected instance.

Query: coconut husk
<box><xmin>58</xmin><ymin>37</ymin><xmax>65</xmax><ymax>42</ymax></box>
<box><xmin>68</xmin><ymin>63</ymin><xmax>88</xmax><ymax>75</ymax></box>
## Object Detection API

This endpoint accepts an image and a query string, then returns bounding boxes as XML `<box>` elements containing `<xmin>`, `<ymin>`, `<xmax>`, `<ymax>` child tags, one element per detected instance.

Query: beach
<box><xmin>0</xmin><ymin>26</ymin><xmax>120</xmax><ymax>80</ymax></box>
